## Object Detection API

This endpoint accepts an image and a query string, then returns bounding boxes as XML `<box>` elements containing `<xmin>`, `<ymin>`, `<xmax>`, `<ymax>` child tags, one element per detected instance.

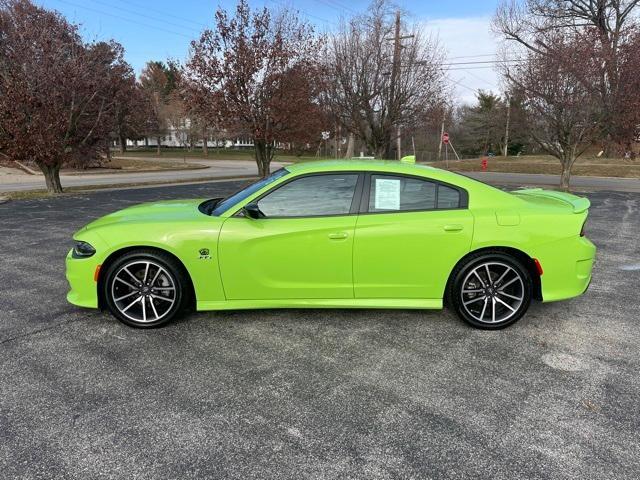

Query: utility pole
<box><xmin>388</xmin><ymin>10</ymin><xmax>413</xmax><ymax>160</ymax></box>
<box><xmin>390</xmin><ymin>11</ymin><xmax>401</xmax><ymax>160</ymax></box>
<box><xmin>437</xmin><ymin>116</ymin><xmax>445</xmax><ymax>161</ymax></box>
<box><xmin>503</xmin><ymin>96</ymin><xmax>511</xmax><ymax>157</ymax></box>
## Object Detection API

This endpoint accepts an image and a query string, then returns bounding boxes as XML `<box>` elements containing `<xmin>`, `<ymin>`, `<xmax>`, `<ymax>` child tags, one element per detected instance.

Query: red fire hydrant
<box><xmin>481</xmin><ymin>157</ymin><xmax>488</xmax><ymax>171</ymax></box>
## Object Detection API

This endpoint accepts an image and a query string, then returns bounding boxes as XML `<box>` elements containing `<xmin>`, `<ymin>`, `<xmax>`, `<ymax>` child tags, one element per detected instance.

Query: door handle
<box><xmin>328</xmin><ymin>232</ymin><xmax>349</xmax><ymax>240</ymax></box>
<box><xmin>443</xmin><ymin>224</ymin><xmax>464</xmax><ymax>232</ymax></box>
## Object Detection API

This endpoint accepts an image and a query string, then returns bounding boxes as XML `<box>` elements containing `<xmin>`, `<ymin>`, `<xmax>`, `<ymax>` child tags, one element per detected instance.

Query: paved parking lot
<box><xmin>1</xmin><ymin>180</ymin><xmax>639</xmax><ymax>479</ymax></box>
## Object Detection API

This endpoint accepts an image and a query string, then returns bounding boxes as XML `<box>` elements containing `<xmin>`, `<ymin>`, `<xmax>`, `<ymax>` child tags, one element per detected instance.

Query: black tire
<box><xmin>447</xmin><ymin>251</ymin><xmax>532</xmax><ymax>329</ymax></box>
<box><xmin>103</xmin><ymin>249</ymin><xmax>190</xmax><ymax>328</ymax></box>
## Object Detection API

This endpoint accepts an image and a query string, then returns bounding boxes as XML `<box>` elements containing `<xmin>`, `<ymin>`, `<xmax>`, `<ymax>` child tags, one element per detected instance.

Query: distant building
<box><xmin>123</xmin><ymin>120</ymin><xmax>255</xmax><ymax>149</ymax></box>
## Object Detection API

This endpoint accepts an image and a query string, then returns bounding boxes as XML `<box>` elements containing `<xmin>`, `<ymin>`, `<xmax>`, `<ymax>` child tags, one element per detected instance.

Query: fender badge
<box><xmin>199</xmin><ymin>248</ymin><xmax>212</xmax><ymax>260</ymax></box>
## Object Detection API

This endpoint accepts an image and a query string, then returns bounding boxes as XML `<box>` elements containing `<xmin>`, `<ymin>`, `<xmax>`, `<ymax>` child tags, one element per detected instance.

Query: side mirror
<box><xmin>242</xmin><ymin>202</ymin><xmax>263</xmax><ymax>219</ymax></box>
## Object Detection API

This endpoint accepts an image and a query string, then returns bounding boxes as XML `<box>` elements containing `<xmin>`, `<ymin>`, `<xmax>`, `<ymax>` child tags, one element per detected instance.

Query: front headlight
<box><xmin>72</xmin><ymin>241</ymin><xmax>96</xmax><ymax>258</ymax></box>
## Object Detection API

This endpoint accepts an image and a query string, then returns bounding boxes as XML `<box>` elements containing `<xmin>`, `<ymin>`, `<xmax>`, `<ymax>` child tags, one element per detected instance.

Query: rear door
<box><xmin>353</xmin><ymin>173</ymin><xmax>474</xmax><ymax>299</ymax></box>
<box><xmin>218</xmin><ymin>172</ymin><xmax>363</xmax><ymax>300</ymax></box>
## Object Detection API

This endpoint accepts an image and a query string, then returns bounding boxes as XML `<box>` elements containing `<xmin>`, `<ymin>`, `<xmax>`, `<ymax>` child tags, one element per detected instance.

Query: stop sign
<box><xmin>442</xmin><ymin>132</ymin><xmax>450</xmax><ymax>144</ymax></box>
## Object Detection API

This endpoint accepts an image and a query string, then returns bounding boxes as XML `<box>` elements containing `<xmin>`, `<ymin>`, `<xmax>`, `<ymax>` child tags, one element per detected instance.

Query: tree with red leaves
<box><xmin>112</xmin><ymin>76</ymin><xmax>152</xmax><ymax>154</ymax></box>
<box><xmin>0</xmin><ymin>0</ymin><xmax>130</xmax><ymax>193</ymax></box>
<box><xmin>184</xmin><ymin>0</ymin><xmax>324</xmax><ymax>177</ymax></box>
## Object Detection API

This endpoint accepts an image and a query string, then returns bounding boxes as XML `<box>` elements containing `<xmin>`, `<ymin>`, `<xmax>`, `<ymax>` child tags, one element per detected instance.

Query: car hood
<box><xmin>82</xmin><ymin>199</ymin><xmax>209</xmax><ymax>230</ymax></box>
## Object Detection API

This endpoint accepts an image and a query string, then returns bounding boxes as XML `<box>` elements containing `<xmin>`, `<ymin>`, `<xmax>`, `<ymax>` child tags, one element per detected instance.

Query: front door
<box><xmin>353</xmin><ymin>173</ymin><xmax>474</xmax><ymax>299</ymax></box>
<box><xmin>218</xmin><ymin>173</ymin><xmax>361</xmax><ymax>300</ymax></box>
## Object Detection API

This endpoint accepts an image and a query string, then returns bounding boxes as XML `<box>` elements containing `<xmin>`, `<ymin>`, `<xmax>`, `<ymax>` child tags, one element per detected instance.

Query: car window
<box><xmin>437</xmin><ymin>184</ymin><xmax>461</xmax><ymax>209</ymax></box>
<box><xmin>258</xmin><ymin>174</ymin><xmax>358</xmax><ymax>217</ymax></box>
<box><xmin>368</xmin><ymin>175</ymin><xmax>461</xmax><ymax>212</ymax></box>
<box><xmin>211</xmin><ymin>168</ymin><xmax>289</xmax><ymax>216</ymax></box>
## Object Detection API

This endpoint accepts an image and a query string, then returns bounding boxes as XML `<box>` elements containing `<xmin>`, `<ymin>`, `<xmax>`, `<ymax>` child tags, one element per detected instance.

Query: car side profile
<box><xmin>66</xmin><ymin>159</ymin><xmax>596</xmax><ymax>329</ymax></box>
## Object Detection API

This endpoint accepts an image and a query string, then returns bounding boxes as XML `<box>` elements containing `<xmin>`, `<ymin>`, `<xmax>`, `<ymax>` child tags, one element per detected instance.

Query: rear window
<box><xmin>368</xmin><ymin>175</ymin><xmax>462</xmax><ymax>212</ymax></box>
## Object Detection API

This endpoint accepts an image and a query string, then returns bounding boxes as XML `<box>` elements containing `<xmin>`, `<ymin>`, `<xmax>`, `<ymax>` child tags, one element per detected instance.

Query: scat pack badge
<box><xmin>198</xmin><ymin>248</ymin><xmax>212</xmax><ymax>260</ymax></box>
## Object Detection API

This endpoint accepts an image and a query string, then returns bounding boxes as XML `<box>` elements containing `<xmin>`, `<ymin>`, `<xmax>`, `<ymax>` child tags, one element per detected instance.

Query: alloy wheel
<box><xmin>110</xmin><ymin>260</ymin><xmax>177</xmax><ymax>323</ymax></box>
<box><xmin>460</xmin><ymin>261</ymin><xmax>525</xmax><ymax>324</ymax></box>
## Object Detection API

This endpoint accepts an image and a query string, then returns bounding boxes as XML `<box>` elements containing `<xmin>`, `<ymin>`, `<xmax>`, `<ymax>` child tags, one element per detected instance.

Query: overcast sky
<box><xmin>39</xmin><ymin>0</ymin><xmax>503</xmax><ymax>104</ymax></box>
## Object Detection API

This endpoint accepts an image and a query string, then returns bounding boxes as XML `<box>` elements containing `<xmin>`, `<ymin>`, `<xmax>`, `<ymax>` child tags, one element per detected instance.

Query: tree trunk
<box><xmin>119</xmin><ymin>135</ymin><xmax>126</xmax><ymax>154</ymax></box>
<box><xmin>40</xmin><ymin>163</ymin><xmax>63</xmax><ymax>194</ymax></box>
<box><xmin>105</xmin><ymin>138</ymin><xmax>112</xmax><ymax>163</ymax></box>
<box><xmin>156</xmin><ymin>137</ymin><xmax>161</xmax><ymax>155</ymax></box>
<box><xmin>254</xmin><ymin>140</ymin><xmax>271</xmax><ymax>178</ymax></box>
<box><xmin>202</xmin><ymin>125</ymin><xmax>208</xmax><ymax>156</ymax></box>
<box><xmin>344</xmin><ymin>133</ymin><xmax>355</xmax><ymax>158</ymax></box>
<box><xmin>560</xmin><ymin>159</ymin><xmax>573</xmax><ymax>190</ymax></box>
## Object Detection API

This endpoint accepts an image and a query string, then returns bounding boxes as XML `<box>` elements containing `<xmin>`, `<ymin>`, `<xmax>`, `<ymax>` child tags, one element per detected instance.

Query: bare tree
<box><xmin>505</xmin><ymin>33</ymin><xmax>601</xmax><ymax>188</ymax></box>
<box><xmin>184</xmin><ymin>0</ymin><xmax>325</xmax><ymax>177</ymax></box>
<box><xmin>0</xmin><ymin>0</ymin><xmax>129</xmax><ymax>192</ymax></box>
<box><xmin>493</xmin><ymin>0</ymin><xmax>640</xmax><ymax>155</ymax></box>
<box><xmin>326</xmin><ymin>0</ymin><xmax>446</xmax><ymax>159</ymax></box>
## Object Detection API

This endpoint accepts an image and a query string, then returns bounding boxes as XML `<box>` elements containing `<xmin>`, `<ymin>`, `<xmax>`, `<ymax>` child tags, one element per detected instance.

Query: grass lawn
<box><xmin>105</xmin><ymin>157</ymin><xmax>207</xmax><ymax>171</ymax></box>
<box><xmin>428</xmin><ymin>155</ymin><xmax>640</xmax><ymax>178</ymax></box>
<box><xmin>116</xmin><ymin>148</ymin><xmax>254</xmax><ymax>159</ymax></box>
<box><xmin>115</xmin><ymin>148</ymin><xmax>326</xmax><ymax>163</ymax></box>
<box><xmin>114</xmin><ymin>149</ymin><xmax>640</xmax><ymax>178</ymax></box>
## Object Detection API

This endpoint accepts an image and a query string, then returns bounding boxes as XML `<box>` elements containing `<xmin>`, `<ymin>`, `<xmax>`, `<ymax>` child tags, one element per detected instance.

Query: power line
<box><xmin>448</xmin><ymin>76</ymin><xmax>479</xmax><ymax>94</ymax></box>
<box><xmin>108</xmin><ymin>0</ymin><xmax>209</xmax><ymax>29</ymax></box>
<box><xmin>267</xmin><ymin>0</ymin><xmax>337</xmax><ymax>27</ymax></box>
<box><xmin>309</xmin><ymin>0</ymin><xmax>357</xmax><ymax>14</ymax></box>
<box><xmin>458</xmin><ymin>68</ymin><xmax>498</xmax><ymax>88</ymax></box>
<box><xmin>447</xmin><ymin>66</ymin><xmax>518</xmax><ymax>71</ymax></box>
<box><xmin>448</xmin><ymin>53</ymin><xmax>498</xmax><ymax>60</ymax></box>
<box><xmin>52</xmin><ymin>0</ymin><xmax>194</xmax><ymax>39</ymax></box>
<box><xmin>442</xmin><ymin>59</ymin><xmax>521</xmax><ymax>66</ymax></box>
<box><xmin>85</xmin><ymin>0</ymin><xmax>204</xmax><ymax>35</ymax></box>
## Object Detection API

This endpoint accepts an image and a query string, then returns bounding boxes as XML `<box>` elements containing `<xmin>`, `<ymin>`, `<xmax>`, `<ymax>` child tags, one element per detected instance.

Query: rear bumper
<box><xmin>533</xmin><ymin>236</ymin><xmax>596</xmax><ymax>302</ymax></box>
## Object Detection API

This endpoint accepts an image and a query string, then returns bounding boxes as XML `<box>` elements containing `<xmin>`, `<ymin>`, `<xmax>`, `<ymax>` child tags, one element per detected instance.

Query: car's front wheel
<box><xmin>448</xmin><ymin>252</ymin><xmax>532</xmax><ymax>329</ymax></box>
<box><xmin>103</xmin><ymin>250</ymin><xmax>189</xmax><ymax>328</ymax></box>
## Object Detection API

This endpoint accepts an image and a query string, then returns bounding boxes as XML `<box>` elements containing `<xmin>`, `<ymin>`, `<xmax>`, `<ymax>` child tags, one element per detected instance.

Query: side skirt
<box><xmin>197</xmin><ymin>298</ymin><xmax>443</xmax><ymax>311</ymax></box>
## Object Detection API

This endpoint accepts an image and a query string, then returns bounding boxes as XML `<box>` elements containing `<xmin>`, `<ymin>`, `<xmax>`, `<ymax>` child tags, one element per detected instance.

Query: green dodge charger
<box><xmin>66</xmin><ymin>159</ymin><xmax>596</xmax><ymax>329</ymax></box>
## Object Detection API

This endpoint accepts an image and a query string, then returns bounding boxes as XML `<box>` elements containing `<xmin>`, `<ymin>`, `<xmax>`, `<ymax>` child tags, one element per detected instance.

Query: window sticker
<box><xmin>374</xmin><ymin>178</ymin><xmax>401</xmax><ymax>210</ymax></box>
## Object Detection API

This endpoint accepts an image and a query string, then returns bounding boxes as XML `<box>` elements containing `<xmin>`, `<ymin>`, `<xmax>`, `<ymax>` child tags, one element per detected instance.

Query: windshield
<box><xmin>211</xmin><ymin>168</ymin><xmax>290</xmax><ymax>216</ymax></box>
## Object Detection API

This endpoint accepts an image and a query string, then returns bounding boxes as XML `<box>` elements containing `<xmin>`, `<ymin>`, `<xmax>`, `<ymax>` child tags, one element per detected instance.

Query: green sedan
<box><xmin>66</xmin><ymin>159</ymin><xmax>595</xmax><ymax>329</ymax></box>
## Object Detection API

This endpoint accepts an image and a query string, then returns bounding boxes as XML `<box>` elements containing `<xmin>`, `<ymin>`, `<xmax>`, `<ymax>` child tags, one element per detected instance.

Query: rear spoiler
<box><xmin>514</xmin><ymin>188</ymin><xmax>590</xmax><ymax>214</ymax></box>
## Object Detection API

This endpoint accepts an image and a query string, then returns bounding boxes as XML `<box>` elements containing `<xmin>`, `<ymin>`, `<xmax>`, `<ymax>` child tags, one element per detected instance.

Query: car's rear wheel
<box><xmin>448</xmin><ymin>252</ymin><xmax>532</xmax><ymax>329</ymax></box>
<box><xmin>103</xmin><ymin>250</ymin><xmax>189</xmax><ymax>328</ymax></box>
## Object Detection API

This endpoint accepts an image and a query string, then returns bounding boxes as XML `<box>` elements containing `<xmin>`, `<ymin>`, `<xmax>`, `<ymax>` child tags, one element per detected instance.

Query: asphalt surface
<box><xmin>1</xmin><ymin>180</ymin><xmax>639</xmax><ymax>479</ymax></box>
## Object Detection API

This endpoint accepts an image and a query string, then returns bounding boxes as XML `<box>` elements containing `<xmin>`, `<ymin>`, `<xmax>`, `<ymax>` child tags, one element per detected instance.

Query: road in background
<box><xmin>1</xmin><ymin>159</ymin><xmax>640</xmax><ymax>193</ymax></box>
<box><xmin>0</xmin><ymin>159</ymin><xmax>287</xmax><ymax>193</ymax></box>
<box><xmin>1</xmin><ymin>180</ymin><xmax>639</xmax><ymax>479</ymax></box>
<box><xmin>464</xmin><ymin>171</ymin><xmax>640</xmax><ymax>192</ymax></box>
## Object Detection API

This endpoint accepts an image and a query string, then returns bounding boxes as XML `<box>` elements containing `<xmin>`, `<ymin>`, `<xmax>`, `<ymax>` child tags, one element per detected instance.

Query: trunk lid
<box><xmin>511</xmin><ymin>188</ymin><xmax>590</xmax><ymax>214</ymax></box>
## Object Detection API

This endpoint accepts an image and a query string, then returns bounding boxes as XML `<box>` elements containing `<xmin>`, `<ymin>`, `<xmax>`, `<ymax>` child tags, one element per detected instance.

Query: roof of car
<box><xmin>284</xmin><ymin>159</ymin><xmax>438</xmax><ymax>174</ymax></box>
<box><xmin>283</xmin><ymin>159</ymin><xmax>475</xmax><ymax>186</ymax></box>
<box><xmin>283</xmin><ymin>159</ymin><xmax>515</xmax><ymax>207</ymax></box>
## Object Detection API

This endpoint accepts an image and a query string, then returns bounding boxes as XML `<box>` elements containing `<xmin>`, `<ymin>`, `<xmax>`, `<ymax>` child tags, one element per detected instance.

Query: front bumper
<box><xmin>66</xmin><ymin>249</ymin><xmax>100</xmax><ymax>308</ymax></box>
<box><xmin>533</xmin><ymin>236</ymin><xmax>596</xmax><ymax>302</ymax></box>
